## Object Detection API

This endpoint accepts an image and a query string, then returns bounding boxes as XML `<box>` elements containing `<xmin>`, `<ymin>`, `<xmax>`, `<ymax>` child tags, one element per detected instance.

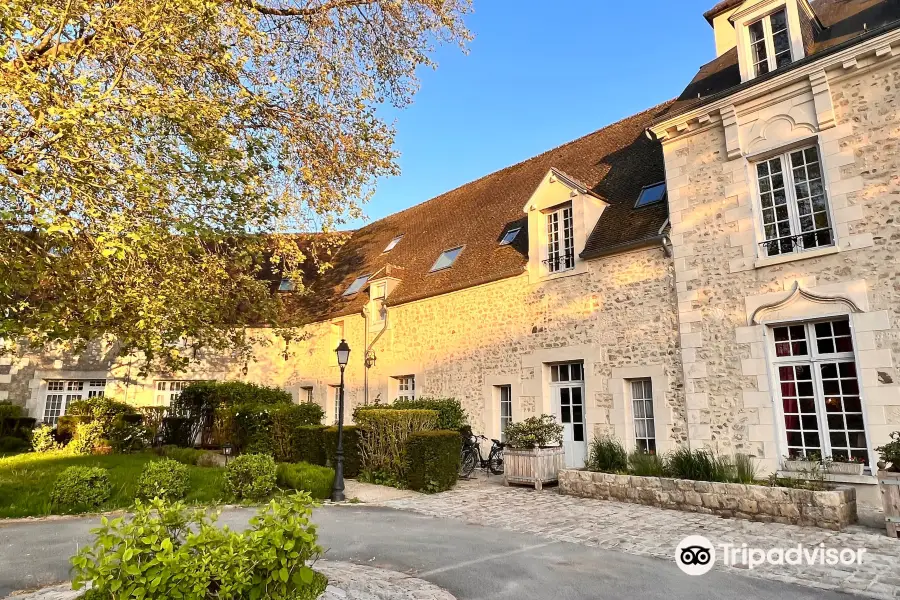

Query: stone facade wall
<box><xmin>2</xmin><ymin>246</ymin><xmax>686</xmax><ymax>455</ymax></box>
<box><xmin>558</xmin><ymin>469</ymin><xmax>857</xmax><ymax>530</ymax></box>
<box><xmin>657</xmin><ymin>44</ymin><xmax>900</xmax><ymax>482</ymax></box>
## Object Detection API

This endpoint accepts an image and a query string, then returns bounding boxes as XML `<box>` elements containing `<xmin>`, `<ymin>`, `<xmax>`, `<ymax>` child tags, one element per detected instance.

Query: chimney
<box><xmin>703</xmin><ymin>0</ymin><xmax>741</xmax><ymax>57</ymax></box>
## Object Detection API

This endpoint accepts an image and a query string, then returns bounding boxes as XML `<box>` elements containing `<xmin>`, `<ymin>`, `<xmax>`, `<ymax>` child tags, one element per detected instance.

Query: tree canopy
<box><xmin>0</xmin><ymin>0</ymin><xmax>471</xmax><ymax>370</ymax></box>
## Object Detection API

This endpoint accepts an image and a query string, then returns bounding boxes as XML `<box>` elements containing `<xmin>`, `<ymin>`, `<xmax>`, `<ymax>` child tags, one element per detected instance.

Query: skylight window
<box><xmin>342</xmin><ymin>274</ymin><xmax>370</xmax><ymax>296</ymax></box>
<box><xmin>383</xmin><ymin>235</ymin><xmax>403</xmax><ymax>253</ymax></box>
<box><xmin>430</xmin><ymin>246</ymin><xmax>463</xmax><ymax>272</ymax></box>
<box><xmin>635</xmin><ymin>182</ymin><xmax>667</xmax><ymax>208</ymax></box>
<box><xmin>278</xmin><ymin>279</ymin><xmax>296</xmax><ymax>292</ymax></box>
<box><xmin>499</xmin><ymin>228</ymin><xmax>521</xmax><ymax>246</ymax></box>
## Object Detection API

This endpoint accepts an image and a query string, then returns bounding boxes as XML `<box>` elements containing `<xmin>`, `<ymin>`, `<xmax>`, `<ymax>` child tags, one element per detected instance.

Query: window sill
<box><xmin>754</xmin><ymin>245</ymin><xmax>839</xmax><ymax>269</ymax></box>
<box><xmin>776</xmin><ymin>470</ymin><xmax>878</xmax><ymax>486</ymax></box>
<box><xmin>541</xmin><ymin>263</ymin><xmax>587</xmax><ymax>282</ymax></box>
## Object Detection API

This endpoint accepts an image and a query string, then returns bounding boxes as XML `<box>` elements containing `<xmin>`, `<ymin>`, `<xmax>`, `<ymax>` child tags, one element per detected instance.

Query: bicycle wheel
<box><xmin>488</xmin><ymin>448</ymin><xmax>504</xmax><ymax>475</ymax></box>
<box><xmin>460</xmin><ymin>449</ymin><xmax>477</xmax><ymax>478</ymax></box>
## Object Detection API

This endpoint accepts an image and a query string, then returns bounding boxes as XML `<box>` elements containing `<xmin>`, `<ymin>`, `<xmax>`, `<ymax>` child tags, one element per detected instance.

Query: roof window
<box><xmin>430</xmin><ymin>246</ymin><xmax>463</xmax><ymax>272</ymax></box>
<box><xmin>383</xmin><ymin>235</ymin><xmax>403</xmax><ymax>253</ymax></box>
<box><xmin>635</xmin><ymin>182</ymin><xmax>667</xmax><ymax>208</ymax></box>
<box><xmin>278</xmin><ymin>279</ymin><xmax>296</xmax><ymax>292</ymax></box>
<box><xmin>343</xmin><ymin>274</ymin><xmax>370</xmax><ymax>296</ymax></box>
<box><xmin>499</xmin><ymin>228</ymin><xmax>521</xmax><ymax>246</ymax></box>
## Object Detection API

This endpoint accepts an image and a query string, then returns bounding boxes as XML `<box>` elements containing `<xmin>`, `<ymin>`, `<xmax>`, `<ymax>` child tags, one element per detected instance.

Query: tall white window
<box><xmin>370</xmin><ymin>282</ymin><xmax>386</xmax><ymax>327</ymax></box>
<box><xmin>332</xmin><ymin>385</ymin><xmax>342</xmax><ymax>425</ymax></box>
<box><xmin>771</xmin><ymin>318</ymin><xmax>870</xmax><ymax>465</ymax></box>
<box><xmin>630</xmin><ymin>379</ymin><xmax>656</xmax><ymax>453</ymax></box>
<box><xmin>756</xmin><ymin>146</ymin><xmax>832</xmax><ymax>257</ymax></box>
<box><xmin>155</xmin><ymin>380</ymin><xmax>198</xmax><ymax>406</ymax></box>
<box><xmin>43</xmin><ymin>380</ymin><xmax>106</xmax><ymax>425</ymax></box>
<box><xmin>748</xmin><ymin>8</ymin><xmax>792</xmax><ymax>77</ymax></box>
<box><xmin>497</xmin><ymin>385</ymin><xmax>512</xmax><ymax>442</ymax></box>
<box><xmin>546</xmin><ymin>204</ymin><xmax>575</xmax><ymax>273</ymax></box>
<box><xmin>395</xmin><ymin>375</ymin><xmax>416</xmax><ymax>401</ymax></box>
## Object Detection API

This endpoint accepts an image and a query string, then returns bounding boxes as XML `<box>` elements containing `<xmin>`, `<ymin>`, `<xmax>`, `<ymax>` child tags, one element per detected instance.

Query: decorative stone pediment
<box><xmin>748</xmin><ymin>281</ymin><xmax>864</xmax><ymax>325</ymax></box>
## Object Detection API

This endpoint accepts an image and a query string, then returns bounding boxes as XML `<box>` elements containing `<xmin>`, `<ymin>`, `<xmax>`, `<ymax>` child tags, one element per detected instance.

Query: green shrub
<box><xmin>160</xmin><ymin>416</ymin><xmax>194</xmax><ymax>447</ymax></box>
<box><xmin>734</xmin><ymin>453</ymin><xmax>758</xmax><ymax>484</ymax></box>
<box><xmin>71</xmin><ymin>495</ymin><xmax>326</xmax><ymax>600</ymax></box>
<box><xmin>30</xmin><ymin>423</ymin><xmax>59</xmax><ymax>453</ymax></box>
<box><xmin>294</xmin><ymin>425</ymin><xmax>327</xmax><ymax>466</ymax></box>
<box><xmin>163</xmin><ymin>445</ymin><xmax>204</xmax><ymax>465</ymax></box>
<box><xmin>66</xmin><ymin>397</ymin><xmax>137</xmax><ymax>438</ymax></box>
<box><xmin>68</xmin><ymin>421</ymin><xmax>105</xmax><ymax>455</ymax></box>
<box><xmin>225</xmin><ymin>453</ymin><xmax>277</xmax><ymax>501</ymax></box>
<box><xmin>56</xmin><ymin>415</ymin><xmax>90</xmax><ymax>440</ymax></box>
<box><xmin>587</xmin><ymin>435</ymin><xmax>627</xmax><ymax>473</ymax></box>
<box><xmin>355</xmin><ymin>409</ymin><xmax>438</xmax><ymax>480</ymax></box>
<box><xmin>136</xmin><ymin>459</ymin><xmax>190</xmax><ymax>500</ymax></box>
<box><xmin>107</xmin><ymin>418</ymin><xmax>149</xmax><ymax>453</ymax></box>
<box><xmin>270</xmin><ymin>403</ymin><xmax>326</xmax><ymax>462</ymax></box>
<box><xmin>877</xmin><ymin>431</ymin><xmax>900</xmax><ymax>472</ymax></box>
<box><xmin>627</xmin><ymin>450</ymin><xmax>668</xmax><ymax>477</ymax></box>
<box><xmin>323</xmin><ymin>425</ymin><xmax>361</xmax><ymax>478</ymax></box>
<box><xmin>276</xmin><ymin>462</ymin><xmax>335</xmax><ymax>499</ymax></box>
<box><xmin>50</xmin><ymin>466</ymin><xmax>111</xmax><ymax>511</ymax></box>
<box><xmin>0</xmin><ymin>402</ymin><xmax>23</xmax><ymax>436</ymax></box>
<box><xmin>137</xmin><ymin>406</ymin><xmax>168</xmax><ymax>444</ymax></box>
<box><xmin>504</xmin><ymin>414</ymin><xmax>563</xmax><ymax>449</ymax></box>
<box><xmin>668</xmin><ymin>447</ymin><xmax>735</xmax><ymax>483</ymax></box>
<box><xmin>389</xmin><ymin>398</ymin><xmax>467</xmax><ymax>430</ymax></box>
<box><xmin>0</xmin><ymin>435</ymin><xmax>29</xmax><ymax>453</ymax></box>
<box><xmin>404</xmin><ymin>430</ymin><xmax>461</xmax><ymax>493</ymax></box>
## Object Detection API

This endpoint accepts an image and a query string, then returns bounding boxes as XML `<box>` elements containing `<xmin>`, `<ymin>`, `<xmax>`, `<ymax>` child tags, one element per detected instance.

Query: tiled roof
<box><xmin>661</xmin><ymin>0</ymin><xmax>900</xmax><ymax>122</ymax></box>
<box><xmin>295</xmin><ymin>101</ymin><xmax>674</xmax><ymax>322</ymax></box>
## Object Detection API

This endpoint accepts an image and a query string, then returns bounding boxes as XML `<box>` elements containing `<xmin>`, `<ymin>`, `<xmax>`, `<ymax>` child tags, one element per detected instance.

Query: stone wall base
<box><xmin>558</xmin><ymin>469</ymin><xmax>857</xmax><ymax>531</ymax></box>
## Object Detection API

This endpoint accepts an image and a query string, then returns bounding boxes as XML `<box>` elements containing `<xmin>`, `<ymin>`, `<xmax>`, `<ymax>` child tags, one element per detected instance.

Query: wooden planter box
<box><xmin>504</xmin><ymin>446</ymin><xmax>565</xmax><ymax>491</ymax></box>
<box><xmin>877</xmin><ymin>470</ymin><xmax>900</xmax><ymax>538</ymax></box>
<box><xmin>827</xmin><ymin>462</ymin><xmax>865</xmax><ymax>476</ymax></box>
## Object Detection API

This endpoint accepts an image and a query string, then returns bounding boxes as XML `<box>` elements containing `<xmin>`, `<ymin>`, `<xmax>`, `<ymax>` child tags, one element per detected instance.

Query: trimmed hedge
<box><xmin>294</xmin><ymin>426</ymin><xmax>327</xmax><ymax>466</ymax></box>
<box><xmin>225</xmin><ymin>453</ymin><xmax>277</xmax><ymax>500</ymax></box>
<box><xmin>391</xmin><ymin>398</ymin><xmax>467</xmax><ymax>430</ymax></box>
<box><xmin>50</xmin><ymin>466</ymin><xmax>111</xmax><ymax>511</ymax></box>
<box><xmin>276</xmin><ymin>462</ymin><xmax>335</xmax><ymax>500</ymax></box>
<box><xmin>404</xmin><ymin>430</ymin><xmax>461</xmax><ymax>493</ymax></box>
<box><xmin>0</xmin><ymin>436</ymin><xmax>29</xmax><ymax>452</ymax></box>
<box><xmin>136</xmin><ymin>459</ymin><xmax>190</xmax><ymax>500</ymax></box>
<box><xmin>323</xmin><ymin>426</ymin><xmax>361</xmax><ymax>478</ymax></box>
<box><xmin>270</xmin><ymin>404</ymin><xmax>326</xmax><ymax>461</ymax></box>
<box><xmin>355</xmin><ymin>409</ymin><xmax>438</xmax><ymax>481</ymax></box>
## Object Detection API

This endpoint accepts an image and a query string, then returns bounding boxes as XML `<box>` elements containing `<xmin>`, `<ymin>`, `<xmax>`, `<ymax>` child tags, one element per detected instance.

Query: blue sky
<box><xmin>350</xmin><ymin>0</ymin><xmax>717</xmax><ymax>228</ymax></box>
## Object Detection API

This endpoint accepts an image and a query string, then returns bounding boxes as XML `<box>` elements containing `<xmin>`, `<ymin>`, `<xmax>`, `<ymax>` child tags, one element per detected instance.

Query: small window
<box><xmin>631</xmin><ymin>379</ymin><xmax>656</xmax><ymax>453</ymax></box>
<box><xmin>331</xmin><ymin>385</ymin><xmax>342</xmax><ymax>425</ymax></box>
<box><xmin>395</xmin><ymin>375</ymin><xmax>416</xmax><ymax>401</ymax></box>
<box><xmin>635</xmin><ymin>182</ymin><xmax>666</xmax><ymax>207</ymax></box>
<box><xmin>747</xmin><ymin>8</ymin><xmax>792</xmax><ymax>78</ymax></box>
<box><xmin>383</xmin><ymin>236</ymin><xmax>403</xmax><ymax>253</ymax></box>
<box><xmin>430</xmin><ymin>247</ymin><xmax>463</xmax><ymax>272</ymax></box>
<box><xmin>498</xmin><ymin>385</ymin><xmax>512</xmax><ymax>442</ymax></box>
<box><xmin>278</xmin><ymin>279</ymin><xmax>296</xmax><ymax>292</ymax></box>
<box><xmin>499</xmin><ymin>228</ymin><xmax>521</xmax><ymax>246</ymax></box>
<box><xmin>343</xmin><ymin>274</ymin><xmax>370</xmax><ymax>296</ymax></box>
<box><xmin>301</xmin><ymin>386</ymin><xmax>314</xmax><ymax>403</ymax></box>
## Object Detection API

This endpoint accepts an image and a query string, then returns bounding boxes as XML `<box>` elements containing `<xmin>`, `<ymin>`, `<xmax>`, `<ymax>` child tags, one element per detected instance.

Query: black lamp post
<box><xmin>331</xmin><ymin>339</ymin><xmax>351</xmax><ymax>502</ymax></box>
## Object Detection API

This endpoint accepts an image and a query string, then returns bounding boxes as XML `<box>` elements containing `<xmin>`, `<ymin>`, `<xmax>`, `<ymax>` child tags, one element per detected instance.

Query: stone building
<box><xmin>2</xmin><ymin>0</ymin><xmax>899</xmax><ymax>502</ymax></box>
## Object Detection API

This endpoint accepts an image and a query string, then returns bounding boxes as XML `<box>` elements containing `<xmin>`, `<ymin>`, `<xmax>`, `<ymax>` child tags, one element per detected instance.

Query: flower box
<box><xmin>504</xmin><ymin>446</ymin><xmax>565</xmax><ymax>491</ymax></box>
<box><xmin>783</xmin><ymin>460</ymin><xmax>820</xmax><ymax>473</ymax></box>
<box><xmin>827</xmin><ymin>462</ymin><xmax>865</xmax><ymax>476</ymax></box>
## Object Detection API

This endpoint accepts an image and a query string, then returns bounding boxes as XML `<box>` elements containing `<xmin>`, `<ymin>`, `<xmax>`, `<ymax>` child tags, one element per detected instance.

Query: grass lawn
<box><xmin>0</xmin><ymin>452</ymin><xmax>226</xmax><ymax>518</ymax></box>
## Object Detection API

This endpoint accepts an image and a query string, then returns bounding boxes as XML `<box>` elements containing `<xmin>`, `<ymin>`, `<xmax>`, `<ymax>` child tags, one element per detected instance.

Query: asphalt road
<box><xmin>0</xmin><ymin>505</ymin><xmax>853</xmax><ymax>600</ymax></box>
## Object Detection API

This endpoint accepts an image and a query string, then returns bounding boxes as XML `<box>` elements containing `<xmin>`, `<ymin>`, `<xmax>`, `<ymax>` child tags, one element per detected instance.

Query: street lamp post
<box><xmin>331</xmin><ymin>339</ymin><xmax>351</xmax><ymax>502</ymax></box>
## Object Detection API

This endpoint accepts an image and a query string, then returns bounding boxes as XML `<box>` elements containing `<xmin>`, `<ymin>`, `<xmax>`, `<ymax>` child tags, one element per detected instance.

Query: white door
<box><xmin>551</xmin><ymin>363</ymin><xmax>586</xmax><ymax>468</ymax></box>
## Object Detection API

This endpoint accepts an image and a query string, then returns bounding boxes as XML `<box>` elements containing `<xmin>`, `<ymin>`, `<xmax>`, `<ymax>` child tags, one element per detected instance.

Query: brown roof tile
<box><xmin>295</xmin><ymin>101</ymin><xmax>674</xmax><ymax>321</ymax></box>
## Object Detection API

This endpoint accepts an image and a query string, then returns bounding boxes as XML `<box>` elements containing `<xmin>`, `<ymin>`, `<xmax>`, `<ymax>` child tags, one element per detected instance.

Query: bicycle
<box><xmin>459</xmin><ymin>434</ymin><xmax>505</xmax><ymax>477</ymax></box>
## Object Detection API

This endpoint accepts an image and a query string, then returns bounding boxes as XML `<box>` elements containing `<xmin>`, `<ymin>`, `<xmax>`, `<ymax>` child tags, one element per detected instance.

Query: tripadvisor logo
<box><xmin>675</xmin><ymin>536</ymin><xmax>715</xmax><ymax>576</ymax></box>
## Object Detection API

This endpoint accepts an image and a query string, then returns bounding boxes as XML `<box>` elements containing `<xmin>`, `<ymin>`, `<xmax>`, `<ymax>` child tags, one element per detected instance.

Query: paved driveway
<box><xmin>0</xmin><ymin>505</ymin><xmax>859</xmax><ymax>600</ymax></box>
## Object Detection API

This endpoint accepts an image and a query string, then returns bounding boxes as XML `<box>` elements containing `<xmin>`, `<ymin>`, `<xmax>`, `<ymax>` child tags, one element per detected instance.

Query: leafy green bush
<box><xmin>504</xmin><ymin>414</ymin><xmax>563</xmax><ymax>449</ymax></box>
<box><xmin>30</xmin><ymin>423</ymin><xmax>59</xmax><ymax>453</ymax></box>
<box><xmin>294</xmin><ymin>425</ymin><xmax>327</xmax><ymax>466</ymax></box>
<box><xmin>50</xmin><ymin>466</ymin><xmax>111</xmax><ymax>511</ymax></box>
<box><xmin>160</xmin><ymin>416</ymin><xmax>194</xmax><ymax>447</ymax></box>
<box><xmin>269</xmin><ymin>403</ymin><xmax>326</xmax><ymax>462</ymax></box>
<box><xmin>587</xmin><ymin>435</ymin><xmax>628</xmax><ymax>473</ymax></box>
<box><xmin>71</xmin><ymin>495</ymin><xmax>326</xmax><ymax>600</ymax></box>
<box><xmin>0</xmin><ymin>402</ymin><xmax>23</xmax><ymax>437</ymax></box>
<box><xmin>136</xmin><ymin>459</ymin><xmax>190</xmax><ymax>500</ymax></box>
<box><xmin>627</xmin><ymin>450</ymin><xmax>667</xmax><ymax>476</ymax></box>
<box><xmin>68</xmin><ymin>421</ymin><xmax>105</xmax><ymax>455</ymax></box>
<box><xmin>668</xmin><ymin>447</ymin><xmax>734</xmax><ymax>483</ymax></box>
<box><xmin>324</xmin><ymin>425</ymin><xmax>360</xmax><ymax>478</ymax></box>
<box><xmin>390</xmin><ymin>398</ymin><xmax>467</xmax><ymax>430</ymax></box>
<box><xmin>0</xmin><ymin>436</ymin><xmax>29</xmax><ymax>453</ymax></box>
<box><xmin>163</xmin><ymin>445</ymin><xmax>204</xmax><ymax>466</ymax></box>
<box><xmin>66</xmin><ymin>397</ymin><xmax>137</xmax><ymax>439</ymax></box>
<box><xmin>225</xmin><ymin>453</ymin><xmax>277</xmax><ymax>501</ymax></box>
<box><xmin>404</xmin><ymin>430</ymin><xmax>461</xmax><ymax>493</ymax></box>
<box><xmin>276</xmin><ymin>462</ymin><xmax>335</xmax><ymax>499</ymax></box>
<box><xmin>107</xmin><ymin>419</ymin><xmax>149</xmax><ymax>454</ymax></box>
<box><xmin>877</xmin><ymin>431</ymin><xmax>900</xmax><ymax>472</ymax></box>
<box><xmin>355</xmin><ymin>409</ymin><xmax>438</xmax><ymax>480</ymax></box>
<box><xmin>56</xmin><ymin>415</ymin><xmax>90</xmax><ymax>441</ymax></box>
<box><xmin>137</xmin><ymin>406</ymin><xmax>168</xmax><ymax>444</ymax></box>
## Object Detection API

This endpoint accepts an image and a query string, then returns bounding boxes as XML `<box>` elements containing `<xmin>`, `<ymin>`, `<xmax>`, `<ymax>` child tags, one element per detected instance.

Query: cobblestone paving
<box><xmin>383</xmin><ymin>481</ymin><xmax>900</xmax><ymax>599</ymax></box>
<box><xmin>2</xmin><ymin>561</ymin><xmax>456</xmax><ymax>600</ymax></box>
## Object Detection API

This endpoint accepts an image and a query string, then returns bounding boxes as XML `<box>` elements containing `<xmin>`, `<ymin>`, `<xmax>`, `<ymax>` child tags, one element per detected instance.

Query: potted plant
<box><xmin>876</xmin><ymin>432</ymin><xmax>900</xmax><ymax>538</ymax></box>
<box><xmin>826</xmin><ymin>455</ymin><xmax>866</xmax><ymax>476</ymax></box>
<box><xmin>783</xmin><ymin>451</ymin><xmax>822</xmax><ymax>473</ymax></box>
<box><xmin>503</xmin><ymin>414</ymin><xmax>564</xmax><ymax>491</ymax></box>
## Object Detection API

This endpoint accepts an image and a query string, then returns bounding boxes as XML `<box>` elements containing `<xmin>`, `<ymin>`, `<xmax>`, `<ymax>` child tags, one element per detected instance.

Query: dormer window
<box><xmin>343</xmin><ymin>274</ymin><xmax>370</xmax><ymax>296</ymax></box>
<box><xmin>748</xmin><ymin>8</ymin><xmax>792</xmax><ymax>77</ymax></box>
<box><xmin>546</xmin><ymin>203</ymin><xmax>574</xmax><ymax>273</ymax></box>
<box><xmin>383</xmin><ymin>235</ymin><xmax>403</xmax><ymax>253</ymax></box>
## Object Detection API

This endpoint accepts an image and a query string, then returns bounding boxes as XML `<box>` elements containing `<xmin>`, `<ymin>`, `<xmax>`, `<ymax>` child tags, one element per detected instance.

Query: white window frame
<box><xmin>497</xmin><ymin>385</ymin><xmax>512</xmax><ymax>442</ymax></box>
<box><xmin>545</xmin><ymin>203</ymin><xmax>575</xmax><ymax>274</ymax></box>
<box><xmin>369</xmin><ymin>282</ymin><xmax>387</xmax><ymax>328</ymax></box>
<box><xmin>752</xmin><ymin>144</ymin><xmax>835</xmax><ymax>259</ymax></box>
<box><xmin>767</xmin><ymin>317</ymin><xmax>874</xmax><ymax>469</ymax></box>
<box><xmin>155</xmin><ymin>380</ymin><xmax>206</xmax><ymax>406</ymax></box>
<box><xmin>300</xmin><ymin>386</ymin><xmax>314</xmax><ymax>404</ymax></box>
<box><xmin>42</xmin><ymin>379</ymin><xmax>106</xmax><ymax>425</ymax></box>
<box><xmin>747</xmin><ymin>6</ymin><xmax>792</xmax><ymax>78</ymax></box>
<box><xmin>629</xmin><ymin>379</ymin><xmax>656</xmax><ymax>453</ymax></box>
<box><xmin>394</xmin><ymin>375</ymin><xmax>416</xmax><ymax>401</ymax></box>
